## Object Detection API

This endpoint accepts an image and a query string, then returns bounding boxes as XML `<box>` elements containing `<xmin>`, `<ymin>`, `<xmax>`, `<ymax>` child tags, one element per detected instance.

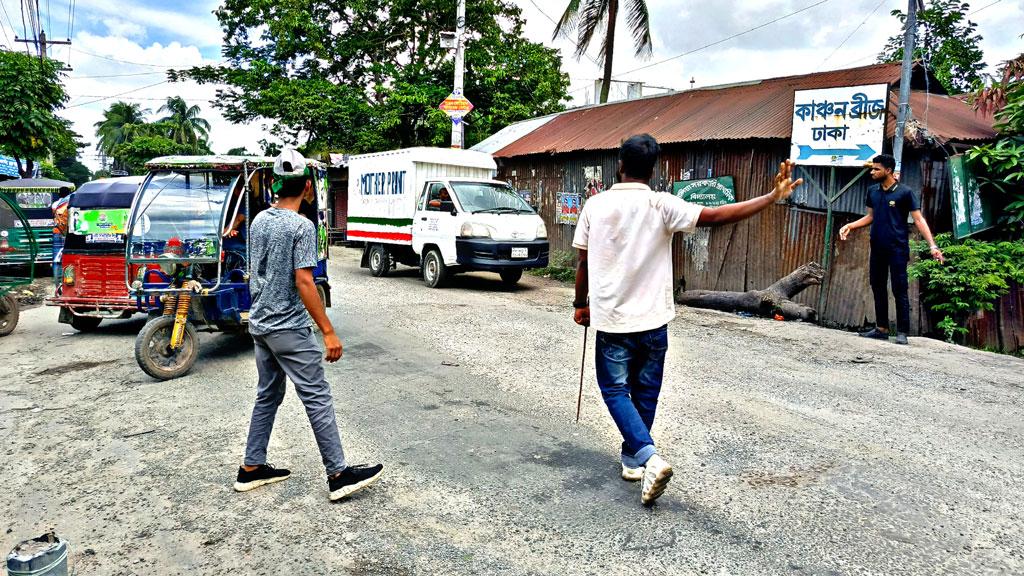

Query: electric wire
<box><xmin>71</xmin><ymin>46</ymin><xmax>178</xmax><ymax>67</ymax></box>
<box><xmin>817</xmin><ymin>0</ymin><xmax>889</xmax><ymax>71</ymax></box>
<box><xmin>968</xmin><ymin>0</ymin><xmax>1001</xmax><ymax>15</ymax></box>
<box><xmin>0</xmin><ymin>0</ymin><xmax>14</xmax><ymax>46</ymax></box>
<box><xmin>65</xmin><ymin>79</ymin><xmax>170</xmax><ymax>108</ymax></box>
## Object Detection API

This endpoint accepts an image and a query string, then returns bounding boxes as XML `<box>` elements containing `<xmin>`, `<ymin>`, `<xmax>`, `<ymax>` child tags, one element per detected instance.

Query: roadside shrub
<box><xmin>528</xmin><ymin>250</ymin><xmax>576</xmax><ymax>282</ymax></box>
<box><xmin>909</xmin><ymin>233</ymin><xmax>1024</xmax><ymax>342</ymax></box>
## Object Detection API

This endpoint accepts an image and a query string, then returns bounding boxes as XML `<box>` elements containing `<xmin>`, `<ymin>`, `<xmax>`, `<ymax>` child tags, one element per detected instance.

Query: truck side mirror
<box><xmin>440</xmin><ymin>200</ymin><xmax>456</xmax><ymax>214</ymax></box>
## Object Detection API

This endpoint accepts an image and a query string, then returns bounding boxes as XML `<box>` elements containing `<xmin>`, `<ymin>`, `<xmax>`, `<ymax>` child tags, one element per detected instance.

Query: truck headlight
<box><xmin>460</xmin><ymin>222</ymin><xmax>493</xmax><ymax>238</ymax></box>
<box><xmin>536</xmin><ymin>222</ymin><xmax>548</xmax><ymax>239</ymax></box>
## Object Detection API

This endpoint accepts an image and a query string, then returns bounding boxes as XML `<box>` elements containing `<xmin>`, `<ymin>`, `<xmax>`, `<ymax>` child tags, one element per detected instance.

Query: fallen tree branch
<box><xmin>676</xmin><ymin>262</ymin><xmax>824</xmax><ymax>322</ymax></box>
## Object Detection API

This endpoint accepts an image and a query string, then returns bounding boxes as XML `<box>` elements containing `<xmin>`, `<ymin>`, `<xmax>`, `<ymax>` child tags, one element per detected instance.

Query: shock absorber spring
<box><xmin>169</xmin><ymin>292</ymin><xmax>192</xmax><ymax>350</ymax></box>
<box><xmin>161</xmin><ymin>293</ymin><xmax>176</xmax><ymax>316</ymax></box>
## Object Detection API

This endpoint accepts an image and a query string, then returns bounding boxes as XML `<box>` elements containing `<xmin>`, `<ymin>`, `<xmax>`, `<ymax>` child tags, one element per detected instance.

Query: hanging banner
<box><xmin>673</xmin><ymin>176</ymin><xmax>736</xmax><ymax>207</ymax></box>
<box><xmin>949</xmin><ymin>154</ymin><xmax>995</xmax><ymax>239</ymax></box>
<box><xmin>791</xmin><ymin>83</ymin><xmax>888</xmax><ymax>167</ymax></box>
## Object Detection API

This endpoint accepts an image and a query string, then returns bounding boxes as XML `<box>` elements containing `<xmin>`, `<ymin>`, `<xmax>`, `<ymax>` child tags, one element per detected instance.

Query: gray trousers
<box><xmin>244</xmin><ymin>327</ymin><xmax>347</xmax><ymax>476</ymax></box>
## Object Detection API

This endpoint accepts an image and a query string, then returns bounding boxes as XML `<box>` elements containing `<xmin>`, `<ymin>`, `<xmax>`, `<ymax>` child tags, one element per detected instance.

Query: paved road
<box><xmin>1</xmin><ymin>246</ymin><xmax>1022</xmax><ymax>575</ymax></box>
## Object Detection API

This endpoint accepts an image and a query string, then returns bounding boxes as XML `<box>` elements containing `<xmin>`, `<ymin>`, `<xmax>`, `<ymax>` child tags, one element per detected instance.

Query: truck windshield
<box><xmin>452</xmin><ymin>182</ymin><xmax>534</xmax><ymax>214</ymax></box>
<box><xmin>127</xmin><ymin>170</ymin><xmax>237</xmax><ymax>263</ymax></box>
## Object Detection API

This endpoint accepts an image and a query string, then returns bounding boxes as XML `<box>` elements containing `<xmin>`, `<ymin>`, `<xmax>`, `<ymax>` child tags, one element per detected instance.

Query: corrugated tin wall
<box><xmin>497</xmin><ymin>140</ymin><xmax>948</xmax><ymax>333</ymax></box>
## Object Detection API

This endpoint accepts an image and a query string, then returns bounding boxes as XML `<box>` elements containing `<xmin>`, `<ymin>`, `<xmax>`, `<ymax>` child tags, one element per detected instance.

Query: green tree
<box><xmin>225</xmin><ymin>146</ymin><xmax>251</xmax><ymax>156</ymax></box>
<box><xmin>111</xmin><ymin>135</ymin><xmax>195</xmax><ymax>175</ymax></box>
<box><xmin>879</xmin><ymin>0</ymin><xmax>986</xmax><ymax>94</ymax></box>
<box><xmin>0</xmin><ymin>50</ymin><xmax>79</xmax><ymax>177</ymax></box>
<box><xmin>39</xmin><ymin>160</ymin><xmax>67</xmax><ymax>181</ymax></box>
<box><xmin>173</xmin><ymin>0</ymin><xmax>568</xmax><ymax>153</ymax></box>
<box><xmin>157</xmin><ymin>96</ymin><xmax>211</xmax><ymax>148</ymax></box>
<box><xmin>553</xmin><ymin>0</ymin><xmax>652</xmax><ymax>104</ymax></box>
<box><xmin>55</xmin><ymin>155</ymin><xmax>92</xmax><ymax>187</ymax></box>
<box><xmin>94</xmin><ymin>101</ymin><xmax>148</xmax><ymax>165</ymax></box>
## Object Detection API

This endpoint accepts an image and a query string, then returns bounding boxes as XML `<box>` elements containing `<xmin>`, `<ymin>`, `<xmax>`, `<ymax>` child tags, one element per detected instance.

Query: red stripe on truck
<box><xmin>348</xmin><ymin>230</ymin><xmax>413</xmax><ymax>242</ymax></box>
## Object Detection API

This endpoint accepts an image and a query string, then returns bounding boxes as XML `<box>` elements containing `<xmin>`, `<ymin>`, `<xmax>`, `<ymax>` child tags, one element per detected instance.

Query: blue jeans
<box><xmin>595</xmin><ymin>325</ymin><xmax>668</xmax><ymax>468</ymax></box>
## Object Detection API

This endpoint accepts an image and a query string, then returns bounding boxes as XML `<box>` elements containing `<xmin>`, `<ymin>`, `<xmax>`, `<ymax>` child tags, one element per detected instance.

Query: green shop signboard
<box><xmin>71</xmin><ymin>208</ymin><xmax>129</xmax><ymax>235</ymax></box>
<box><xmin>948</xmin><ymin>154</ymin><xmax>995</xmax><ymax>239</ymax></box>
<box><xmin>673</xmin><ymin>176</ymin><xmax>736</xmax><ymax>207</ymax></box>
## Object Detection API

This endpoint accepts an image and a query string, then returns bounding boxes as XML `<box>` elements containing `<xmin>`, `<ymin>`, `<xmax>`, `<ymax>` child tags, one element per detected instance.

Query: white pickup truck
<box><xmin>346</xmin><ymin>147</ymin><xmax>549</xmax><ymax>288</ymax></box>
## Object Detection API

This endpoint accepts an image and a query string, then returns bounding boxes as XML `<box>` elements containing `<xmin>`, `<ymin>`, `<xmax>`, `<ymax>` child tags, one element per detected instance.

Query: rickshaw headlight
<box><xmin>62</xmin><ymin>264</ymin><xmax>75</xmax><ymax>285</ymax></box>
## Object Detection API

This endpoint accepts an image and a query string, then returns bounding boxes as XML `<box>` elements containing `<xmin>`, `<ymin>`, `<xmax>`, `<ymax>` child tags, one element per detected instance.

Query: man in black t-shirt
<box><xmin>839</xmin><ymin>154</ymin><xmax>945</xmax><ymax>345</ymax></box>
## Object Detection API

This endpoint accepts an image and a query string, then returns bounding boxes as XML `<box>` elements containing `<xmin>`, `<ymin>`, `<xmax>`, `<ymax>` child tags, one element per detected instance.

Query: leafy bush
<box><xmin>528</xmin><ymin>250</ymin><xmax>576</xmax><ymax>283</ymax></box>
<box><xmin>909</xmin><ymin>234</ymin><xmax>1024</xmax><ymax>342</ymax></box>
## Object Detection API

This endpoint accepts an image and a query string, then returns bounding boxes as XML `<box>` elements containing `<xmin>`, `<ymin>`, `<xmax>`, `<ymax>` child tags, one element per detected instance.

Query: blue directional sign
<box><xmin>790</xmin><ymin>84</ymin><xmax>889</xmax><ymax>167</ymax></box>
<box><xmin>797</xmin><ymin>144</ymin><xmax>876</xmax><ymax>162</ymax></box>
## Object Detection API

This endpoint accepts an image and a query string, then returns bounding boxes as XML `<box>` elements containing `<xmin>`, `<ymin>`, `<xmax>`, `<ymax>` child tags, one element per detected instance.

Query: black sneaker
<box><xmin>894</xmin><ymin>333</ymin><xmax>909</xmax><ymax>345</ymax></box>
<box><xmin>859</xmin><ymin>328</ymin><xmax>890</xmax><ymax>340</ymax></box>
<box><xmin>233</xmin><ymin>464</ymin><xmax>291</xmax><ymax>492</ymax></box>
<box><xmin>328</xmin><ymin>464</ymin><xmax>384</xmax><ymax>501</ymax></box>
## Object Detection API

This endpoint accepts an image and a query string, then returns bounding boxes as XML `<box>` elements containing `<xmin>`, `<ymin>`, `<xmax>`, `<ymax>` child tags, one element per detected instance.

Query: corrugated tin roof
<box><xmin>494</xmin><ymin>62</ymin><xmax>996</xmax><ymax>157</ymax></box>
<box><xmin>470</xmin><ymin>112</ymin><xmax>562</xmax><ymax>154</ymax></box>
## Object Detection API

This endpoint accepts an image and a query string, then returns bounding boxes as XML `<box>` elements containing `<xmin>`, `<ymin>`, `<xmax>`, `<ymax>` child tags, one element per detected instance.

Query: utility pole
<box><xmin>892</xmin><ymin>0</ymin><xmax>922</xmax><ymax>177</ymax></box>
<box><xmin>450</xmin><ymin>0</ymin><xmax>466</xmax><ymax>149</ymax></box>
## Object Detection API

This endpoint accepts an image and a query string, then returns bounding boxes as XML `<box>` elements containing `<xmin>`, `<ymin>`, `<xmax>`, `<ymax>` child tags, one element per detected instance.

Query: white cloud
<box><xmin>72</xmin><ymin>0</ymin><xmax>222</xmax><ymax>47</ymax></box>
<box><xmin>102</xmin><ymin>17</ymin><xmax>146</xmax><ymax>40</ymax></box>
<box><xmin>59</xmin><ymin>32</ymin><xmax>275</xmax><ymax>171</ymax></box>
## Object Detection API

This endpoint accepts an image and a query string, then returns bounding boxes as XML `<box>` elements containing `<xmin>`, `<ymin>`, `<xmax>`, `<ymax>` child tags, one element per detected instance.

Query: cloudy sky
<box><xmin>0</xmin><ymin>0</ymin><xmax>1019</xmax><ymax>170</ymax></box>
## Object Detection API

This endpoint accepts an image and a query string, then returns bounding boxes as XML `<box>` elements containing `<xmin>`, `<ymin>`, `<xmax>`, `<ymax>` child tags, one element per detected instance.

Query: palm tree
<box><xmin>94</xmin><ymin>101</ymin><xmax>148</xmax><ymax>158</ymax></box>
<box><xmin>157</xmin><ymin>96</ymin><xmax>211</xmax><ymax>149</ymax></box>
<box><xmin>553</xmin><ymin>0</ymin><xmax>652</xmax><ymax>104</ymax></box>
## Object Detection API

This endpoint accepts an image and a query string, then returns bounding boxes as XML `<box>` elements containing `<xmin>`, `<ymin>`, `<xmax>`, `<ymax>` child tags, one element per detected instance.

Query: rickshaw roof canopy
<box><xmin>145</xmin><ymin>155</ymin><xmax>276</xmax><ymax>171</ymax></box>
<box><xmin>69</xmin><ymin>176</ymin><xmax>144</xmax><ymax>209</ymax></box>
<box><xmin>145</xmin><ymin>155</ymin><xmax>326</xmax><ymax>171</ymax></box>
<box><xmin>0</xmin><ymin>177</ymin><xmax>75</xmax><ymax>191</ymax></box>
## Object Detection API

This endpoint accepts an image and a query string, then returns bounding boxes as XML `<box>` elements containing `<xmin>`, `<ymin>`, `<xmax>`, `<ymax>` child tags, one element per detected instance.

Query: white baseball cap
<box><xmin>274</xmin><ymin>148</ymin><xmax>307</xmax><ymax>177</ymax></box>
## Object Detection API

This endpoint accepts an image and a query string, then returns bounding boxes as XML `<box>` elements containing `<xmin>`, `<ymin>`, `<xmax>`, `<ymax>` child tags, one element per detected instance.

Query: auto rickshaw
<box><xmin>45</xmin><ymin>177</ymin><xmax>146</xmax><ymax>331</ymax></box>
<box><xmin>125</xmin><ymin>155</ymin><xmax>331</xmax><ymax>380</ymax></box>
<box><xmin>0</xmin><ymin>177</ymin><xmax>75</xmax><ymax>264</ymax></box>
<box><xmin>0</xmin><ymin>192</ymin><xmax>37</xmax><ymax>336</ymax></box>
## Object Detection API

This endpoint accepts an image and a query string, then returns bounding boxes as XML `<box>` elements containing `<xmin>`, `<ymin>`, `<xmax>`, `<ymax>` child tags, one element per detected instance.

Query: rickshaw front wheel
<box><xmin>0</xmin><ymin>294</ymin><xmax>19</xmax><ymax>337</ymax></box>
<box><xmin>135</xmin><ymin>315</ymin><xmax>200</xmax><ymax>380</ymax></box>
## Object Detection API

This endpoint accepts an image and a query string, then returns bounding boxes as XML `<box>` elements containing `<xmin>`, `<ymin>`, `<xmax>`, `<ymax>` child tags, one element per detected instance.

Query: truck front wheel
<box><xmin>499</xmin><ymin>269</ymin><xmax>523</xmax><ymax>287</ymax></box>
<box><xmin>422</xmin><ymin>249</ymin><xmax>448</xmax><ymax>288</ymax></box>
<box><xmin>368</xmin><ymin>244</ymin><xmax>391</xmax><ymax>277</ymax></box>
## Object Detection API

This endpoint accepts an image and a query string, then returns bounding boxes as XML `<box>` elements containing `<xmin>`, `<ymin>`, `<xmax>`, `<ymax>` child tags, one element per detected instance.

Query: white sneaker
<box><xmin>640</xmin><ymin>454</ymin><xmax>673</xmax><ymax>505</ymax></box>
<box><xmin>621</xmin><ymin>463</ymin><xmax>644</xmax><ymax>482</ymax></box>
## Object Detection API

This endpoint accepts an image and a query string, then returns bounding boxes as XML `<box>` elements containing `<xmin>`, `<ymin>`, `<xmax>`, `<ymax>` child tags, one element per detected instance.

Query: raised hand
<box><xmin>771</xmin><ymin>160</ymin><xmax>804</xmax><ymax>201</ymax></box>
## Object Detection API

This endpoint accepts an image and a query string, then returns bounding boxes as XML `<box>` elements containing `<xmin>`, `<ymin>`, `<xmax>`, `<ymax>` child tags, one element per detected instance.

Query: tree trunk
<box><xmin>676</xmin><ymin>262</ymin><xmax>824</xmax><ymax>322</ymax></box>
<box><xmin>599</xmin><ymin>0</ymin><xmax>618</xmax><ymax>104</ymax></box>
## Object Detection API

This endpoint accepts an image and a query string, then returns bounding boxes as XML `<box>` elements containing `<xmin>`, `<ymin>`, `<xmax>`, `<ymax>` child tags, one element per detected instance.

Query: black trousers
<box><xmin>869</xmin><ymin>242</ymin><xmax>911</xmax><ymax>334</ymax></box>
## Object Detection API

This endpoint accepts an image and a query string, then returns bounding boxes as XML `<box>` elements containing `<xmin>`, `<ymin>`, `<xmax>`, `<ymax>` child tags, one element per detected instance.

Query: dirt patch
<box><xmin>35</xmin><ymin>359</ymin><xmax>118</xmax><ymax>377</ymax></box>
<box><xmin>11</xmin><ymin>276</ymin><xmax>56</xmax><ymax>310</ymax></box>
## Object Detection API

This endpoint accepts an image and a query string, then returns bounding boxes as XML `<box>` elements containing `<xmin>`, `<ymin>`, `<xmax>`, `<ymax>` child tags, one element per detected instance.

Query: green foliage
<box><xmin>54</xmin><ymin>155</ymin><xmax>92</xmax><ymax>187</ymax></box>
<box><xmin>965</xmin><ymin>56</ymin><xmax>1024</xmax><ymax>233</ymax></box>
<box><xmin>528</xmin><ymin>250</ymin><xmax>576</xmax><ymax>283</ymax></box>
<box><xmin>157</xmin><ymin>96</ymin><xmax>211</xmax><ymax>147</ymax></box>
<box><xmin>553</xmin><ymin>0</ymin><xmax>651</xmax><ymax>103</ymax></box>
<box><xmin>111</xmin><ymin>135</ymin><xmax>196</xmax><ymax>175</ymax></box>
<box><xmin>0</xmin><ymin>50</ymin><xmax>80</xmax><ymax>176</ymax></box>
<box><xmin>94</xmin><ymin>101</ymin><xmax>148</xmax><ymax>160</ymax></box>
<box><xmin>39</xmin><ymin>160</ymin><xmax>67</xmax><ymax>181</ymax></box>
<box><xmin>909</xmin><ymin>234</ymin><xmax>1024</xmax><ymax>342</ymax></box>
<box><xmin>173</xmin><ymin>0</ymin><xmax>569</xmax><ymax>153</ymax></box>
<box><xmin>225</xmin><ymin>146</ymin><xmax>251</xmax><ymax>156</ymax></box>
<box><xmin>879</xmin><ymin>0</ymin><xmax>986</xmax><ymax>93</ymax></box>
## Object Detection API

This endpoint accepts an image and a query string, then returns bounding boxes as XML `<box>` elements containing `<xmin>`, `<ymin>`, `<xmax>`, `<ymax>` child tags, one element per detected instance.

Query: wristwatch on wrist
<box><xmin>929</xmin><ymin>245</ymin><xmax>939</xmax><ymax>250</ymax></box>
<box><xmin>572</xmin><ymin>299</ymin><xmax>588</xmax><ymax>309</ymax></box>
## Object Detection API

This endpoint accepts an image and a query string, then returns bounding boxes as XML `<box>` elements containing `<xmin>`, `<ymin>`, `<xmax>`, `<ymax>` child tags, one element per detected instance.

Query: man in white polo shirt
<box><xmin>572</xmin><ymin>134</ymin><xmax>802</xmax><ymax>506</ymax></box>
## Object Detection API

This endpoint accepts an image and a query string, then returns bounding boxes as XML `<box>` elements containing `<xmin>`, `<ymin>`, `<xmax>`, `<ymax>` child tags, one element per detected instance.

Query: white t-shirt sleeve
<box><xmin>571</xmin><ymin>203</ymin><xmax>591</xmax><ymax>250</ymax></box>
<box><xmin>658</xmin><ymin>194</ymin><xmax>704</xmax><ymax>233</ymax></box>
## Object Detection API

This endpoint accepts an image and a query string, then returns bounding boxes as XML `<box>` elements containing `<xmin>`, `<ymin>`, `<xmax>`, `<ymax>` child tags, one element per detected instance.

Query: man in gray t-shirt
<box><xmin>234</xmin><ymin>149</ymin><xmax>383</xmax><ymax>501</ymax></box>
